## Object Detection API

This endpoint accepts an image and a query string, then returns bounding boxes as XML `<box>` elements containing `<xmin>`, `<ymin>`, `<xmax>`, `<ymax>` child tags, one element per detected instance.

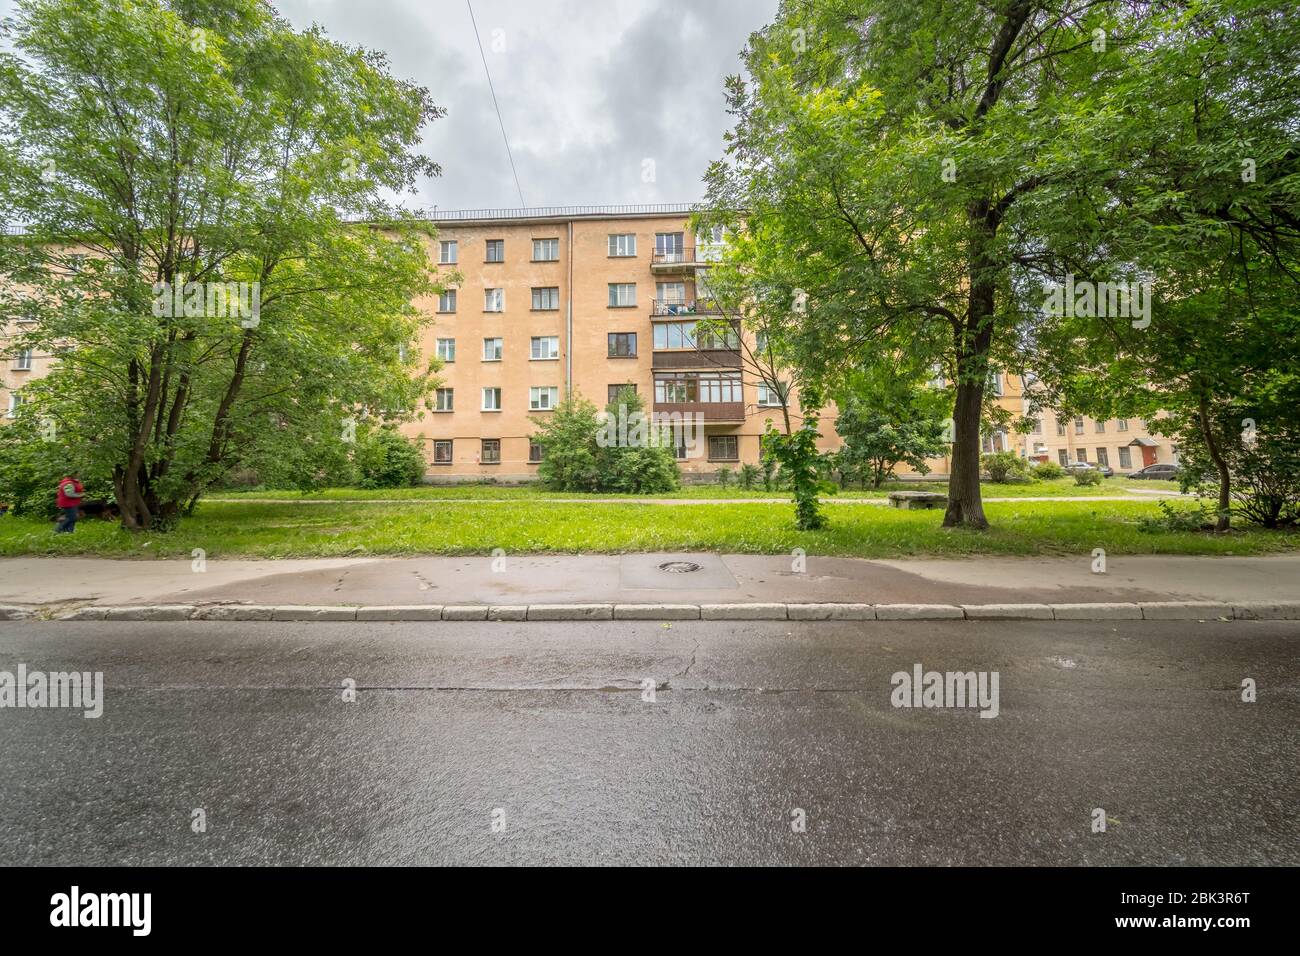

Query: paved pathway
<box><xmin>211</xmin><ymin>493</ymin><xmax>1185</xmax><ymax>506</ymax></box>
<box><xmin>4</xmin><ymin>552</ymin><xmax>1296</xmax><ymax>609</ymax></box>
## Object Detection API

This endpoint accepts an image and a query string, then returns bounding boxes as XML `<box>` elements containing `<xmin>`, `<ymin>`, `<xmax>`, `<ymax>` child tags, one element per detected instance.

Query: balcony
<box><xmin>650</xmin><ymin>246</ymin><xmax>716</xmax><ymax>273</ymax></box>
<box><xmin>652</xmin><ymin>349</ymin><xmax>741</xmax><ymax>370</ymax></box>
<box><xmin>650</xmin><ymin>298</ymin><xmax>727</xmax><ymax>317</ymax></box>
<box><xmin>653</xmin><ymin>401</ymin><xmax>745</xmax><ymax>423</ymax></box>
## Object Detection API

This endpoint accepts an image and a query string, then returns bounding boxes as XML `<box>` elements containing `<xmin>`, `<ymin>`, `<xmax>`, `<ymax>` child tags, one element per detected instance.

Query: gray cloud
<box><xmin>272</xmin><ymin>0</ymin><xmax>778</xmax><ymax>211</ymax></box>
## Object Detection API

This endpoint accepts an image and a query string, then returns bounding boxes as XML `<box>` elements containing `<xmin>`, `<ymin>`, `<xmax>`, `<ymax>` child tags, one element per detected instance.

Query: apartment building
<box><xmin>407</xmin><ymin>204</ymin><xmax>834</xmax><ymax>480</ymax></box>
<box><xmin>2</xmin><ymin>207</ymin><xmax>1164</xmax><ymax>483</ymax></box>
<box><xmin>1017</xmin><ymin>409</ymin><xmax>1178</xmax><ymax>473</ymax></box>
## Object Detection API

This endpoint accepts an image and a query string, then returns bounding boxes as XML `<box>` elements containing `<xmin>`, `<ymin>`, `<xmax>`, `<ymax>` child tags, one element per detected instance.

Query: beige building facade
<box><xmin>2</xmin><ymin>207</ymin><xmax>1176</xmax><ymax>483</ymax></box>
<box><xmin>407</xmin><ymin>205</ymin><xmax>833</xmax><ymax>480</ymax></box>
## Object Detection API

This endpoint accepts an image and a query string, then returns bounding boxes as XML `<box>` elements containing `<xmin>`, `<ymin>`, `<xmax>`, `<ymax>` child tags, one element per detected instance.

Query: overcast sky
<box><xmin>273</xmin><ymin>0</ymin><xmax>779</xmax><ymax>212</ymax></box>
<box><xmin>0</xmin><ymin>0</ymin><xmax>777</xmax><ymax>212</ymax></box>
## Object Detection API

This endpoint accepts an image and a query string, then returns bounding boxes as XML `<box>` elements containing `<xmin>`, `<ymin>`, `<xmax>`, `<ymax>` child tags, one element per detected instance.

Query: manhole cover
<box><xmin>658</xmin><ymin>560</ymin><xmax>701</xmax><ymax>574</ymax></box>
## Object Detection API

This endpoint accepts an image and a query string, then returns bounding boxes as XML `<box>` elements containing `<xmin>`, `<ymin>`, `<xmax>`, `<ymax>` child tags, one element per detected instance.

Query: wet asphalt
<box><xmin>0</xmin><ymin>619</ymin><xmax>1297</xmax><ymax>866</ymax></box>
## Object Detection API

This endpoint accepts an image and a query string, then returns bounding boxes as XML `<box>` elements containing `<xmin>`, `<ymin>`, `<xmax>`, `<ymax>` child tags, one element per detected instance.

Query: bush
<box><xmin>354</xmin><ymin>427</ymin><xmax>425</xmax><ymax>489</ymax></box>
<box><xmin>982</xmin><ymin>451</ymin><xmax>1034</xmax><ymax>483</ymax></box>
<box><xmin>1137</xmin><ymin>500</ymin><xmax>1215</xmax><ymax>533</ymax></box>
<box><xmin>534</xmin><ymin>395</ymin><xmax>602</xmax><ymax>492</ymax></box>
<box><xmin>1073</xmin><ymin>467</ymin><xmax>1104</xmax><ymax>486</ymax></box>
<box><xmin>715</xmin><ymin>467</ymin><xmax>733</xmax><ymax>488</ymax></box>
<box><xmin>1033</xmin><ymin>461</ymin><xmax>1066</xmax><ymax>480</ymax></box>
<box><xmin>1232</xmin><ymin>432</ymin><xmax>1300</xmax><ymax>528</ymax></box>
<box><xmin>534</xmin><ymin>389</ymin><xmax>678</xmax><ymax>494</ymax></box>
<box><xmin>0</xmin><ymin>419</ymin><xmax>111</xmax><ymax>518</ymax></box>
<box><xmin>737</xmin><ymin>463</ymin><xmax>759</xmax><ymax>490</ymax></box>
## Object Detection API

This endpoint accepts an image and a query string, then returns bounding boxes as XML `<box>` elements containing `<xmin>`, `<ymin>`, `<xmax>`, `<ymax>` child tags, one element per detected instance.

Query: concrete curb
<box><xmin>6</xmin><ymin>600</ymin><xmax>1297</xmax><ymax>624</ymax></box>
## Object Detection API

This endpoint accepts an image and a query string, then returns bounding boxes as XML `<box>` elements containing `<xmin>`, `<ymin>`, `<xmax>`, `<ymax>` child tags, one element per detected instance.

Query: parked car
<box><xmin>1127</xmin><ymin>463</ymin><xmax>1180</xmax><ymax>480</ymax></box>
<box><xmin>1064</xmin><ymin>461</ymin><xmax>1114</xmax><ymax>479</ymax></box>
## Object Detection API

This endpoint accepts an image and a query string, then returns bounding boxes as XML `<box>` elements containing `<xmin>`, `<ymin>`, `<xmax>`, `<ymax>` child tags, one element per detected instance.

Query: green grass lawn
<box><xmin>0</xmin><ymin>496</ymin><xmax>1290</xmax><ymax>560</ymax></box>
<box><xmin>205</xmin><ymin>476</ymin><xmax>1184</xmax><ymax>502</ymax></box>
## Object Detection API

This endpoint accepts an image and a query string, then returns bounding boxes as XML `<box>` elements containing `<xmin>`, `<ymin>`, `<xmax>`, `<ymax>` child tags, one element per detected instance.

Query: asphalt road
<box><xmin>1</xmin><ymin>619</ymin><xmax>1297</xmax><ymax>865</ymax></box>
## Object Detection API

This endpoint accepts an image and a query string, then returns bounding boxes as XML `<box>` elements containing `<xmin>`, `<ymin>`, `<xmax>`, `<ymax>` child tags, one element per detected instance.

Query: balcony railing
<box><xmin>650</xmin><ymin>246</ymin><xmax>722</xmax><ymax>268</ymax></box>
<box><xmin>650</xmin><ymin>298</ymin><xmax>727</xmax><ymax>316</ymax></box>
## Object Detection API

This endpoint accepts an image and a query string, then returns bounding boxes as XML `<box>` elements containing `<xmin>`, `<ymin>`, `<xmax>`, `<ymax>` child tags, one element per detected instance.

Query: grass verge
<box><xmin>205</xmin><ymin>476</ymin><xmax>1184</xmax><ymax>502</ymax></box>
<box><xmin>0</xmin><ymin>497</ymin><xmax>1291</xmax><ymax>560</ymax></box>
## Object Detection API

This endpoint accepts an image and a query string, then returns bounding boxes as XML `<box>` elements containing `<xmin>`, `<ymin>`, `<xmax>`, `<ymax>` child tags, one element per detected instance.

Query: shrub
<box><xmin>1232</xmin><ymin>432</ymin><xmax>1300</xmax><ymax>528</ymax></box>
<box><xmin>534</xmin><ymin>389</ymin><xmax>678</xmax><ymax>494</ymax></box>
<box><xmin>982</xmin><ymin>451</ymin><xmax>1034</xmax><ymax>483</ymax></box>
<box><xmin>762</xmin><ymin>419</ymin><xmax>826</xmax><ymax>530</ymax></box>
<box><xmin>1137</xmin><ymin>500</ymin><xmax>1215</xmax><ymax>533</ymax></box>
<box><xmin>715</xmin><ymin>467</ymin><xmax>733</xmax><ymax>488</ymax></box>
<box><xmin>1073</xmin><ymin>467</ymin><xmax>1104</xmax><ymax>486</ymax></box>
<box><xmin>737</xmin><ymin>463</ymin><xmax>759</xmax><ymax>490</ymax></box>
<box><xmin>355</xmin><ymin>427</ymin><xmax>425</xmax><ymax>489</ymax></box>
<box><xmin>0</xmin><ymin>418</ymin><xmax>111</xmax><ymax>518</ymax></box>
<box><xmin>1033</xmin><ymin>461</ymin><xmax>1066</xmax><ymax>480</ymax></box>
<box><xmin>534</xmin><ymin>395</ymin><xmax>602</xmax><ymax>492</ymax></box>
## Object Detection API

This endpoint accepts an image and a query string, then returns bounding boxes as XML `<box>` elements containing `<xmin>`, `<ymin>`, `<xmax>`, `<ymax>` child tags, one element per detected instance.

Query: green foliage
<box><xmin>0</xmin><ymin>416</ymin><xmax>110</xmax><ymax>517</ymax></box>
<box><xmin>533</xmin><ymin>394</ymin><xmax>602</xmax><ymax>492</ymax></box>
<box><xmin>737</xmin><ymin>463</ymin><xmax>759</xmax><ymax>490</ymax></box>
<box><xmin>762</xmin><ymin>413</ymin><xmax>825</xmax><ymax>531</ymax></box>
<box><xmin>0</xmin><ymin>0</ymin><xmax>443</xmax><ymax>529</ymax></box>
<box><xmin>1032</xmin><ymin>461</ymin><xmax>1066</xmax><ymax>480</ymax></box>
<box><xmin>533</xmin><ymin>388</ymin><xmax>679</xmax><ymax>494</ymax></box>
<box><xmin>1233</xmin><ymin>433</ymin><xmax>1300</xmax><ymax>529</ymax></box>
<box><xmin>354</xmin><ymin>427</ymin><xmax>424</xmax><ymax>489</ymax></box>
<box><xmin>982</xmin><ymin>452</ymin><xmax>1034</xmax><ymax>484</ymax></box>
<box><xmin>715</xmin><ymin>467</ymin><xmax>733</xmax><ymax>488</ymax></box>
<box><xmin>1073</xmin><ymin>468</ymin><xmax>1104</xmax><ymax>487</ymax></box>
<box><xmin>1137</xmin><ymin>501</ymin><xmax>1215</xmax><ymax>534</ymax></box>
<box><xmin>832</xmin><ymin>370</ymin><xmax>950</xmax><ymax>488</ymax></box>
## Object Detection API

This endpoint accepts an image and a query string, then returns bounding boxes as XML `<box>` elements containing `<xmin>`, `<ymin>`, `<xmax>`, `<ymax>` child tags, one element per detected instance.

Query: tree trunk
<box><xmin>1196</xmin><ymin>391</ymin><xmax>1231</xmax><ymax>532</ymax></box>
<box><xmin>944</xmin><ymin>376</ymin><xmax>988</xmax><ymax>529</ymax></box>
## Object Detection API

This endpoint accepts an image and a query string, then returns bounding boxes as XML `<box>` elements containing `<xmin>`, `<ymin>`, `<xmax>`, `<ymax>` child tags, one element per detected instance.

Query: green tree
<box><xmin>833</xmin><ymin>371</ymin><xmax>950</xmax><ymax>487</ymax></box>
<box><xmin>701</xmin><ymin>0</ymin><xmax>1146</xmax><ymax>528</ymax></box>
<box><xmin>0</xmin><ymin>0</ymin><xmax>443</xmax><ymax>529</ymax></box>
<box><xmin>1027</xmin><ymin>0</ymin><xmax>1300</xmax><ymax>530</ymax></box>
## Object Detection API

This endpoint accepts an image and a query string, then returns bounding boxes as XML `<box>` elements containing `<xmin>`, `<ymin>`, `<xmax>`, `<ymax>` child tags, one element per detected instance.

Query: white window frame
<box><xmin>530</xmin><ymin>336</ymin><xmax>559</xmax><ymax>360</ymax></box>
<box><xmin>438</xmin><ymin>289</ymin><xmax>457</xmax><ymax>313</ymax></box>
<box><xmin>757</xmin><ymin>382</ymin><xmax>784</xmax><ymax>407</ymax></box>
<box><xmin>439</xmin><ymin>240</ymin><xmax>458</xmax><ymax>264</ymax></box>
<box><xmin>608</xmin><ymin>283</ymin><xmax>636</xmax><ymax>307</ymax></box>
<box><xmin>482</xmin><ymin>337</ymin><xmax>503</xmax><ymax>361</ymax></box>
<box><xmin>531</xmin><ymin>287</ymin><xmax>559</xmax><ymax>311</ymax></box>
<box><xmin>436</xmin><ymin>338</ymin><xmax>456</xmax><ymax>362</ymax></box>
<box><xmin>484</xmin><ymin>288</ymin><xmax>504</xmax><ymax>312</ymax></box>
<box><xmin>532</xmin><ymin>238</ymin><xmax>559</xmax><ymax>262</ymax></box>
<box><xmin>529</xmin><ymin>386</ymin><xmax>559</xmax><ymax>411</ymax></box>
<box><xmin>485</xmin><ymin>239</ymin><xmax>504</xmax><ymax>263</ymax></box>
<box><xmin>12</xmin><ymin>349</ymin><xmax>33</xmax><ymax>371</ymax></box>
<box><xmin>608</xmin><ymin>233</ymin><xmax>637</xmax><ymax>257</ymax></box>
<box><xmin>5</xmin><ymin>392</ymin><xmax>19</xmax><ymax>418</ymax></box>
<box><xmin>482</xmin><ymin>387</ymin><xmax>502</xmax><ymax>411</ymax></box>
<box><xmin>434</xmin><ymin>388</ymin><xmax>454</xmax><ymax>412</ymax></box>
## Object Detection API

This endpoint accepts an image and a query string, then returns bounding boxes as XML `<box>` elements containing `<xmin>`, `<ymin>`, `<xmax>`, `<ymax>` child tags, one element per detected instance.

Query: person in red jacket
<box><xmin>55</xmin><ymin>472</ymin><xmax>84</xmax><ymax>533</ymax></box>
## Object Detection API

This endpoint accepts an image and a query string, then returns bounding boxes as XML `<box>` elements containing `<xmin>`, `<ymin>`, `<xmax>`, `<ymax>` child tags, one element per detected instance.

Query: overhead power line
<box><xmin>466</xmin><ymin>0</ymin><xmax>526</xmax><ymax>208</ymax></box>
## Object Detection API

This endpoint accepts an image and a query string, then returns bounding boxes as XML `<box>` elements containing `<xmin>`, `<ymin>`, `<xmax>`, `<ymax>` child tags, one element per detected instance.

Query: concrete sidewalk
<box><xmin>2</xmin><ymin>552</ymin><xmax>1297</xmax><ymax>610</ymax></box>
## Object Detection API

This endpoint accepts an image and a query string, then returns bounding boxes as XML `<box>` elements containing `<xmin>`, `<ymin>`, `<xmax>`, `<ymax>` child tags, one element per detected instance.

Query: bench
<box><xmin>887</xmin><ymin>491</ymin><xmax>948</xmax><ymax>510</ymax></box>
